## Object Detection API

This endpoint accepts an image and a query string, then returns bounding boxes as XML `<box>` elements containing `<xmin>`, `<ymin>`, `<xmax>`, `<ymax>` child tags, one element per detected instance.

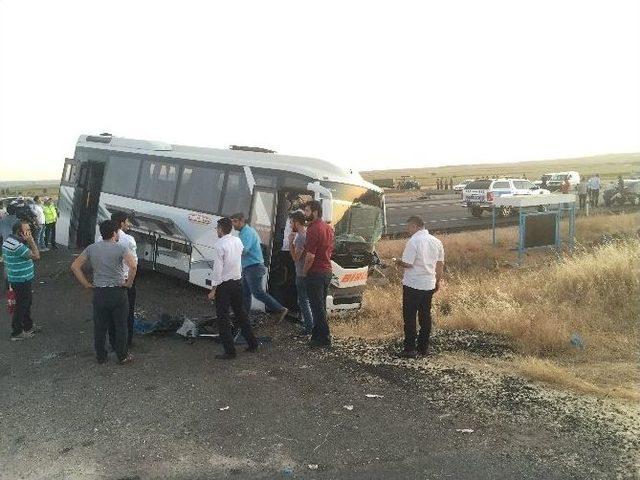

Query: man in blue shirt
<box><xmin>230</xmin><ymin>213</ymin><xmax>288</xmax><ymax>322</ymax></box>
<box><xmin>2</xmin><ymin>221</ymin><xmax>40</xmax><ymax>340</ymax></box>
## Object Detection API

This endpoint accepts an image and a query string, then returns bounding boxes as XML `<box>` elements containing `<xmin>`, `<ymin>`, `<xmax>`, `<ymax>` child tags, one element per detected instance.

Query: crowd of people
<box><xmin>435</xmin><ymin>178</ymin><xmax>454</xmax><ymax>190</ymax></box>
<box><xmin>3</xmin><ymin>198</ymin><xmax>444</xmax><ymax>363</ymax></box>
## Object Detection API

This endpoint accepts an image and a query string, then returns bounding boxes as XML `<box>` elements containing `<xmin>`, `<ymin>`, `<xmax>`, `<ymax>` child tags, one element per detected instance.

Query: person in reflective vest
<box><xmin>42</xmin><ymin>198</ymin><xmax>58</xmax><ymax>250</ymax></box>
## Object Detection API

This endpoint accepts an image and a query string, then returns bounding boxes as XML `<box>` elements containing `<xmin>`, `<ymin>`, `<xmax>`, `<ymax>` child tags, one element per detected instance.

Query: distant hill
<box><xmin>0</xmin><ymin>180</ymin><xmax>60</xmax><ymax>188</ymax></box>
<box><xmin>361</xmin><ymin>153</ymin><xmax>640</xmax><ymax>185</ymax></box>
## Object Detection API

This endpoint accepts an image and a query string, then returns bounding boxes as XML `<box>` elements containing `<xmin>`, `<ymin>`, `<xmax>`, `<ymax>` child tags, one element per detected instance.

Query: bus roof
<box><xmin>76</xmin><ymin>134</ymin><xmax>382</xmax><ymax>193</ymax></box>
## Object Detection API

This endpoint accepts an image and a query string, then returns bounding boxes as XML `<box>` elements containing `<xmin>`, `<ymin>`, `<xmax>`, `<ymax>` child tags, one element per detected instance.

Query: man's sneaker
<box><xmin>10</xmin><ymin>331</ymin><xmax>34</xmax><ymax>341</ymax></box>
<box><xmin>293</xmin><ymin>329</ymin><xmax>312</xmax><ymax>339</ymax></box>
<box><xmin>215</xmin><ymin>353</ymin><xmax>237</xmax><ymax>360</ymax></box>
<box><xmin>118</xmin><ymin>354</ymin><xmax>134</xmax><ymax>365</ymax></box>
<box><xmin>24</xmin><ymin>325</ymin><xmax>41</xmax><ymax>335</ymax></box>
<box><xmin>40</xmin><ymin>247</ymin><xmax>50</xmax><ymax>252</ymax></box>
<box><xmin>273</xmin><ymin>308</ymin><xmax>289</xmax><ymax>324</ymax></box>
<box><xmin>308</xmin><ymin>338</ymin><xmax>332</xmax><ymax>349</ymax></box>
<box><xmin>397</xmin><ymin>350</ymin><xmax>417</xmax><ymax>359</ymax></box>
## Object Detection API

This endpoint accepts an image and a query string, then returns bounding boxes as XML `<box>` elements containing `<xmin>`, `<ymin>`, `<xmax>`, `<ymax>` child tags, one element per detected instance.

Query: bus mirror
<box><xmin>322</xmin><ymin>198</ymin><xmax>333</xmax><ymax>223</ymax></box>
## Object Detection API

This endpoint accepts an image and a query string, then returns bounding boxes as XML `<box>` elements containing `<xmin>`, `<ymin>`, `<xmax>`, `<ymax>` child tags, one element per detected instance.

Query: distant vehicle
<box><xmin>0</xmin><ymin>196</ymin><xmax>33</xmax><ymax>215</ymax></box>
<box><xmin>462</xmin><ymin>178</ymin><xmax>550</xmax><ymax>218</ymax></box>
<box><xmin>371</xmin><ymin>178</ymin><xmax>395</xmax><ymax>189</ymax></box>
<box><xmin>546</xmin><ymin>171</ymin><xmax>580</xmax><ymax>192</ymax></box>
<box><xmin>533</xmin><ymin>173</ymin><xmax>554</xmax><ymax>188</ymax></box>
<box><xmin>56</xmin><ymin>134</ymin><xmax>386</xmax><ymax>312</ymax></box>
<box><xmin>0</xmin><ymin>197</ymin><xmax>36</xmax><ymax>245</ymax></box>
<box><xmin>603</xmin><ymin>179</ymin><xmax>640</xmax><ymax>206</ymax></box>
<box><xmin>453</xmin><ymin>179</ymin><xmax>475</xmax><ymax>192</ymax></box>
<box><xmin>539</xmin><ymin>173</ymin><xmax>554</xmax><ymax>187</ymax></box>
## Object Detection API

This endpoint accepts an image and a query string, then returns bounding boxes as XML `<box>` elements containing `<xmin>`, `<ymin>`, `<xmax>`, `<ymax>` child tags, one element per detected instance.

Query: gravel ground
<box><xmin>1</xmin><ymin>249</ymin><xmax>638</xmax><ymax>480</ymax></box>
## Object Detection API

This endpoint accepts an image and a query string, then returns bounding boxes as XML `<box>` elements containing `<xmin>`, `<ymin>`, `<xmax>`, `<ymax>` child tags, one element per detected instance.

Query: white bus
<box><xmin>57</xmin><ymin>134</ymin><xmax>386</xmax><ymax>311</ymax></box>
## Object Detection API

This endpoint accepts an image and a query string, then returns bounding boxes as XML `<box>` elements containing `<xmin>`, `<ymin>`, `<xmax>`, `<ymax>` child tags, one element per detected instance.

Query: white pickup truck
<box><xmin>462</xmin><ymin>179</ymin><xmax>550</xmax><ymax>217</ymax></box>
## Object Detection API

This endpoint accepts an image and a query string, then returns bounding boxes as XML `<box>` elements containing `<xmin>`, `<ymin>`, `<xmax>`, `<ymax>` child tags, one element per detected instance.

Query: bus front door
<box><xmin>71</xmin><ymin>161</ymin><xmax>105</xmax><ymax>248</ymax></box>
<box><xmin>248</xmin><ymin>188</ymin><xmax>278</xmax><ymax>309</ymax></box>
<box><xmin>249</xmin><ymin>188</ymin><xmax>277</xmax><ymax>265</ymax></box>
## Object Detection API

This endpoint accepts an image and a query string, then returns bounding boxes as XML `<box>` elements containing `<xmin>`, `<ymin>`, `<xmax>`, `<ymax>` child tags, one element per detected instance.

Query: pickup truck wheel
<box><xmin>471</xmin><ymin>206</ymin><xmax>483</xmax><ymax>218</ymax></box>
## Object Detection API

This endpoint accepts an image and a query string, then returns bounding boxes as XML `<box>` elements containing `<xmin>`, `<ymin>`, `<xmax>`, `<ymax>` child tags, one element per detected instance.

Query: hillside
<box><xmin>361</xmin><ymin>152</ymin><xmax>640</xmax><ymax>186</ymax></box>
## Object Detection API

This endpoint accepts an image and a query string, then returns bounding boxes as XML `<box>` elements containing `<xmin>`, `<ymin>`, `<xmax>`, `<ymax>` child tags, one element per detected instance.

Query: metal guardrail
<box><xmin>381</xmin><ymin>204</ymin><xmax>638</xmax><ymax>239</ymax></box>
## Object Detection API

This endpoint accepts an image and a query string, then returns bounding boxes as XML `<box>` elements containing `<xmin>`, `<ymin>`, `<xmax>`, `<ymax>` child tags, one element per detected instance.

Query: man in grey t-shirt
<box><xmin>288</xmin><ymin>211</ymin><xmax>313</xmax><ymax>335</ymax></box>
<box><xmin>71</xmin><ymin>220</ymin><xmax>137</xmax><ymax>364</ymax></box>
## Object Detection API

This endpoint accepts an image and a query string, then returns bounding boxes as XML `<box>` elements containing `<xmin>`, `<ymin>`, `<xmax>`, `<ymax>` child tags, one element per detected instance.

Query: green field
<box><xmin>0</xmin><ymin>181</ymin><xmax>60</xmax><ymax>200</ymax></box>
<box><xmin>361</xmin><ymin>152</ymin><xmax>640</xmax><ymax>188</ymax></box>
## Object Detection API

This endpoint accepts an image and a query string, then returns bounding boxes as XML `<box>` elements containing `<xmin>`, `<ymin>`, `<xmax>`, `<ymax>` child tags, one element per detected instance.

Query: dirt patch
<box><xmin>329</xmin><ymin>336</ymin><xmax>640</xmax><ymax>478</ymax></box>
<box><xmin>1</xmin><ymin>249</ymin><xmax>638</xmax><ymax>479</ymax></box>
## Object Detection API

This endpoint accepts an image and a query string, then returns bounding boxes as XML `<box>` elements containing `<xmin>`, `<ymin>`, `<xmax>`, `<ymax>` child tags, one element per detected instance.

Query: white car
<box><xmin>546</xmin><ymin>171</ymin><xmax>580</xmax><ymax>191</ymax></box>
<box><xmin>462</xmin><ymin>178</ymin><xmax>550</xmax><ymax>217</ymax></box>
<box><xmin>453</xmin><ymin>179</ymin><xmax>475</xmax><ymax>192</ymax></box>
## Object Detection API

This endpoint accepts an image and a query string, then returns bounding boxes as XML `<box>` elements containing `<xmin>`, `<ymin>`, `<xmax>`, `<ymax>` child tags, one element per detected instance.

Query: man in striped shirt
<box><xmin>2</xmin><ymin>221</ymin><xmax>40</xmax><ymax>341</ymax></box>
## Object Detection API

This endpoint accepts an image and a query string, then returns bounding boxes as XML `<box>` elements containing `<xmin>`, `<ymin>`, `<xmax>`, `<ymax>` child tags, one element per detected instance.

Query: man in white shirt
<box><xmin>112</xmin><ymin>212</ymin><xmax>138</xmax><ymax>347</ymax></box>
<box><xmin>208</xmin><ymin>217</ymin><xmax>258</xmax><ymax>360</ymax></box>
<box><xmin>30</xmin><ymin>196</ymin><xmax>47</xmax><ymax>251</ymax></box>
<box><xmin>394</xmin><ymin>216</ymin><xmax>444</xmax><ymax>358</ymax></box>
<box><xmin>588</xmin><ymin>174</ymin><xmax>601</xmax><ymax>207</ymax></box>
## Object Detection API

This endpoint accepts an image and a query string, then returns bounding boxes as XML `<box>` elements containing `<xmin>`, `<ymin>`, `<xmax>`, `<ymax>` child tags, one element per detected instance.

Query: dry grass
<box><xmin>333</xmin><ymin>212</ymin><xmax>640</xmax><ymax>399</ymax></box>
<box><xmin>513</xmin><ymin>357</ymin><xmax>640</xmax><ymax>402</ymax></box>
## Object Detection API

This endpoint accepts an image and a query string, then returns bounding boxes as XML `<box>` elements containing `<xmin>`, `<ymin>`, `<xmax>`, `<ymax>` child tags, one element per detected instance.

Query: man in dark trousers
<box><xmin>394</xmin><ymin>216</ymin><xmax>444</xmax><ymax>358</ymax></box>
<box><xmin>208</xmin><ymin>217</ymin><xmax>258</xmax><ymax>360</ymax></box>
<box><xmin>112</xmin><ymin>211</ymin><xmax>138</xmax><ymax>347</ymax></box>
<box><xmin>230</xmin><ymin>212</ymin><xmax>288</xmax><ymax>322</ymax></box>
<box><xmin>2</xmin><ymin>221</ymin><xmax>40</xmax><ymax>340</ymax></box>
<box><xmin>302</xmin><ymin>200</ymin><xmax>334</xmax><ymax>348</ymax></box>
<box><xmin>71</xmin><ymin>220</ymin><xmax>137</xmax><ymax>364</ymax></box>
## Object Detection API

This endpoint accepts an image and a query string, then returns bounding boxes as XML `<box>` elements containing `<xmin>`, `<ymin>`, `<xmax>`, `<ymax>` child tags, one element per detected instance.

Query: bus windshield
<box><xmin>321</xmin><ymin>182</ymin><xmax>385</xmax><ymax>251</ymax></box>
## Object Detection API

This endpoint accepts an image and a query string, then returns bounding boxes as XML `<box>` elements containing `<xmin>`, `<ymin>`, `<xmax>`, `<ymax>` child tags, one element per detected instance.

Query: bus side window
<box><xmin>62</xmin><ymin>163</ymin><xmax>78</xmax><ymax>184</ymax></box>
<box><xmin>138</xmin><ymin>160</ymin><xmax>178</xmax><ymax>204</ymax></box>
<box><xmin>221</xmin><ymin>171</ymin><xmax>251</xmax><ymax>216</ymax></box>
<box><xmin>176</xmin><ymin>166</ymin><xmax>225</xmax><ymax>213</ymax></box>
<box><xmin>102</xmin><ymin>156</ymin><xmax>140</xmax><ymax>196</ymax></box>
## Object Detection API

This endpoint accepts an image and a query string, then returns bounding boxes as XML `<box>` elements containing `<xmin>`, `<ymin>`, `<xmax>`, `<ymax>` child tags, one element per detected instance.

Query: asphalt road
<box><xmin>385</xmin><ymin>194</ymin><xmax>515</xmax><ymax>235</ymax></box>
<box><xmin>384</xmin><ymin>194</ymin><xmax>637</xmax><ymax>235</ymax></box>
<box><xmin>1</xmin><ymin>249</ymin><xmax>635</xmax><ymax>479</ymax></box>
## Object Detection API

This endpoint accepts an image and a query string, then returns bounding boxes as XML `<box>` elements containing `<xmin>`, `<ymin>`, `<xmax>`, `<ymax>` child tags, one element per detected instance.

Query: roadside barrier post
<box><xmin>492</xmin><ymin>206</ymin><xmax>496</xmax><ymax>245</ymax></box>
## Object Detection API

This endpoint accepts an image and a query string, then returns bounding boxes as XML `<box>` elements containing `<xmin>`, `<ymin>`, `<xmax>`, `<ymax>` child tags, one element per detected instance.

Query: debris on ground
<box><xmin>175</xmin><ymin>317</ymin><xmax>198</xmax><ymax>337</ymax></box>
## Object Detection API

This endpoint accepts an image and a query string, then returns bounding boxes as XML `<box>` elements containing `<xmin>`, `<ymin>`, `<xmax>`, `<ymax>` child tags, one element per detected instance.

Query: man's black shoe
<box><xmin>398</xmin><ymin>350</ymin><xmax>417</xmax><ymax>359</ymax></box>
<box><xmin>245</xmin><ymin>345</ymin><xmax>258</xmax><ymax>353</ymax></box>
<box><xmin>417</xmin><ymin>348</ymin><xmax>430</xmax><ymax>357</ymax></box>
<box><xmin>308</xmin><ymin>339</ymin><xmax>332</xmax><ymax>349</ymax></box>
<box><xmin>215</xmin><ymin>353</ymin><xmax>237</xmax><ymax>360</ymax></box>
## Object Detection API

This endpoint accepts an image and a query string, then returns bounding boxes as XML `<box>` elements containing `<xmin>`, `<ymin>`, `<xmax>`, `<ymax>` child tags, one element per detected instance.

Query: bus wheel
<box><xmin>471</xmin><ymin>206</ymin><xmax>483</xmax><ymax>218</ymax></box>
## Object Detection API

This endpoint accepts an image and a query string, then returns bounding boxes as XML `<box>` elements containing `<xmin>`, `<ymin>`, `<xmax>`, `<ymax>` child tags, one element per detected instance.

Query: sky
<box><xmin>1</xmin><ymin>0</ymin><xmax>639</xmax><ymax>181</ymax></box>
